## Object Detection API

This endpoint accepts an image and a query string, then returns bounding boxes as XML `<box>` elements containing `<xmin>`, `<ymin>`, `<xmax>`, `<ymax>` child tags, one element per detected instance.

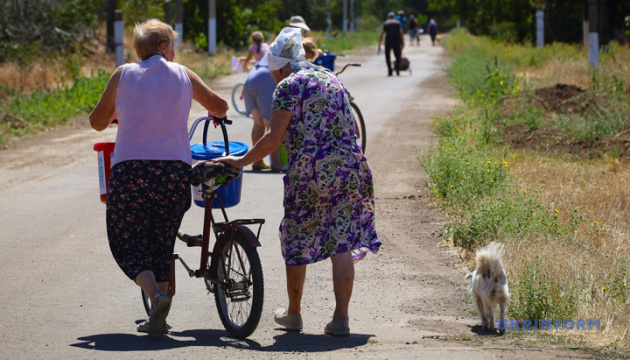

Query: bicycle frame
<box><xmin>168</xmin><ymin>116</ymin><xmax>264</xmax><ymax>294</ymax></box>
<box><xmin>171</xmin><ymin>184</ymin><xmax>264</xmax><ymax>295</ymax></box>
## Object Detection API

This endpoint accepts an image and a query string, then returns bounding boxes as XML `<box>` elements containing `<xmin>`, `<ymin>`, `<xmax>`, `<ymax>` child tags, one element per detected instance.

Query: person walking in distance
<box><xmin>377</xmin><ymin>12</ymin><xmax>404</xmax><ymax>76</ymax></box>
<box><xmin>406</xmin><ymin>15</ymin><xmax>420</xmax><ymax>46</ymax></box>
<box><xmin>428</xmin><ymin>19</ymin><xmax>439</xmax><ymax>46</ymax></box>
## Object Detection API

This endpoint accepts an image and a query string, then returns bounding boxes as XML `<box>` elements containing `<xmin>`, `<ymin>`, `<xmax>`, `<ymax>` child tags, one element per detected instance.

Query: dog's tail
<box><xmin>475</xmin><ymin>241</ymin><xmax>505</xmax><ymax>272</ymax></box>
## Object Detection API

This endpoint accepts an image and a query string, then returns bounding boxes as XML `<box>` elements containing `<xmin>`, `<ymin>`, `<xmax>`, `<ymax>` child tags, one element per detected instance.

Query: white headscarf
<box><xmin>267</xmin><ymin>27</ymin><xmax>320</xmax><ymax>71</ymax></box>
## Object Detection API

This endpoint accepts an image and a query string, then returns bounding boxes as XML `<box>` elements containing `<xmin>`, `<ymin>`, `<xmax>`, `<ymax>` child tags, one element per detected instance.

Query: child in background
<box><xmin>240</xmin><ymin>31</ymin><xmax>268</xmax><ymax>72</ymax></box>
<box><xmin>302</xmin><ymin>37</ymin><xmax>319</xmax><ymax>62</ymax></box>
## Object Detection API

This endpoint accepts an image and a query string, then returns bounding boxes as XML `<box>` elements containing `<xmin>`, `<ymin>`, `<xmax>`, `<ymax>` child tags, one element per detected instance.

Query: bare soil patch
<box><xmin>499</xmin><ymin>83</ymin><xmax>630</xmax><ymax>160</ymax></box>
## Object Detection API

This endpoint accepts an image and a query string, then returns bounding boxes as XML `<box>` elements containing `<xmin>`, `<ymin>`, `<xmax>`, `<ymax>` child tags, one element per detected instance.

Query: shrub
<box><xmin>509</xmin><ymin>256</ymin><xmax>579</xmax><ymax>323</ymax></box>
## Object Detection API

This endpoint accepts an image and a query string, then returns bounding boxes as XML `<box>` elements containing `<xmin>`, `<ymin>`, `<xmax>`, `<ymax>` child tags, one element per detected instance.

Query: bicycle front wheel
<box><xmin>231</xmin><ymin>83</ymin><xmax>248</xmax><ymax>115</ymax></box>
<box><xmin>350</xmin><ymin>101</ymin><xmax>367</xmax><ymax>152</ymax></box>
<box><xmin>210</xmin><ymin>230</ymin><xmax>264</xmax><ymax>338</ymax></box>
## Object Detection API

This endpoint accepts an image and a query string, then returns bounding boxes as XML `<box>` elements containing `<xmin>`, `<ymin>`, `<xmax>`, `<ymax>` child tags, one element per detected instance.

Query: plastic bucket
<box><xmin>93</xmin><ymin>142</ymin><xmax>115</xmax><ymax>204</ymax></box>
<box><xmin>314</xmin><ymin>54</ymin><xmax>336</xmax><ymax>71</ymax></box>
<box><xmin>191</xmin><ymin>141</ymin><xmax>248</xmax><ymax>208</ymax></box>
<box><xmin>279</xmin><ymin>145</ymin><xmax>288</xmax><ymax>165</ymax></box>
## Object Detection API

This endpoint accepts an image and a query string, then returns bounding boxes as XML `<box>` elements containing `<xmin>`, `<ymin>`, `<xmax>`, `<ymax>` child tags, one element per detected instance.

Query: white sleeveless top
<box><xmin>112</xmin><ymin>55</ymin><xmax>193</xmax><ymax>166</ymax></box>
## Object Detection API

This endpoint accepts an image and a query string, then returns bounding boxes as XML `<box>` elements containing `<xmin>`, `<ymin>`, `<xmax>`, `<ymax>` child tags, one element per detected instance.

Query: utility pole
<box><xmin>536</xmin><ymin>8</ymin><xmax>544</xmax><ymax>48</ymax></box>
<box><xmin>350</xmin><ymin>0</ymin><xmax>354</xmax><ymax>31</ymax></box>
<box><xmin>208</xmin><ymin>0</ymin><xmax>216</xmax><ymax>55</ymax></box>
<box><xmin>114</xmin><ymin>10</ymin><xmax>124</xmax><ymax>66</ymax></box>
<box><xmin>343</xmin><ymin>0</ymin><xmax>347</xmax><ymax>35</ymax></box>
<box><xmin>589</xmin><ymin>0</ymin><xmax>599</xmax><ymax>66</ymax></box>
<box><xmin>175</xmin><ymin>0</ymin><xmax>183</xmax><ymax>50</ymax></box>
<box><xmin>326</xmin><ymin>0</ymin><xmax>331</xmax><ymax>39</ymax></box>
<box><xmin>164</xmin><ymin>0</ymin><xmax>173</xmax><ymax>26</ymax></box>
<box><xmin>106</xmin><ymin>0</ymin><xmax>115</xmax><ymax>53</ymax></box>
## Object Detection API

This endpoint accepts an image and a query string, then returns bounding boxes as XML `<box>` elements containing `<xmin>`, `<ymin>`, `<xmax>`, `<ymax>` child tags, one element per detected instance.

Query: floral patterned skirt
<box><xmin>279</xmin><ymin>153</ymin><xmax>381</xmax><ymax>265</ymax></box>
<box><xmin>106</xmin><ymin>160</ymin><xmax>191</xmax><ymax>282</ymax></box>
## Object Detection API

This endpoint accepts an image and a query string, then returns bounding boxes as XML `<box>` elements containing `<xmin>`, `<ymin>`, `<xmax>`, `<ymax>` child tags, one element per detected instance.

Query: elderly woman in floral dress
<box><xmin>216</xmin><ymin>27</ymin><xmax>380</xmax><ymax>337</ymax></box>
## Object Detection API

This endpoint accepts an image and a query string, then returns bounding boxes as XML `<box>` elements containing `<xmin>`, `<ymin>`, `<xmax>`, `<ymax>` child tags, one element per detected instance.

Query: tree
<box><xmin>0</xmin><ymin>0</ymin><xmax>102</xmax><ymax>64</ymax></box>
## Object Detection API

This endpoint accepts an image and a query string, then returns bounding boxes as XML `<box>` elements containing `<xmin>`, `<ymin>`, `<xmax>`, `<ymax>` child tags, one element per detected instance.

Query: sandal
<box><xmin>252</xmin><ymin>162</ymin><xmax>271</xmax><ymax>171</ymax></box>
<box><xmin>271</xmin><ymin>164</ymin><xmax>288</xmax><ymax>173</ymax></box>
<box><xmin>147</xmin><ymin>291</ymin><xmax>171</xmax><ymax>339</ymax></box>
<box><xmin>137</xmin><ymin>320</ymin><xmax>171</xmax><ymax>334</ymax></box>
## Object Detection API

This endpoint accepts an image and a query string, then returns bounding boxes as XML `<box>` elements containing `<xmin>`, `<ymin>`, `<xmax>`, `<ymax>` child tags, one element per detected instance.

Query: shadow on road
<box><xmin>468</xmin><ymin>324</ymin><xmax>503</xmax><ymax>336</ymax></box>
<box><xmin>70</xmin><ymin>328</ymin><xmax>374</xmax><ymax>353</ymax></box>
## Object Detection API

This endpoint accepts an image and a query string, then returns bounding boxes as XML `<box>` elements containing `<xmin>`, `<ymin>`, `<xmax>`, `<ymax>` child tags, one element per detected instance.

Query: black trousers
<box><xmin>385</xmin><ymin>43</ymin><xmax>401</xmax><ymax>75</ymax></box>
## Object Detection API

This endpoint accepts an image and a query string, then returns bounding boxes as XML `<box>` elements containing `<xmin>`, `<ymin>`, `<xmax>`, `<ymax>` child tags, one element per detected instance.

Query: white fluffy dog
<box><xmin>467</xmin><ymin>241</ymin><xmax>510</xmax><ymax>333</ymax></box>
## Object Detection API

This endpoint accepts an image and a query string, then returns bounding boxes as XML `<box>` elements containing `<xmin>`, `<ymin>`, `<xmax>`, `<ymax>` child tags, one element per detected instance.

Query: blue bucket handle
<box><xmin>188</xmin><ymin>116</ymin><xmax>233</xmax><ymax>156</ymax></box>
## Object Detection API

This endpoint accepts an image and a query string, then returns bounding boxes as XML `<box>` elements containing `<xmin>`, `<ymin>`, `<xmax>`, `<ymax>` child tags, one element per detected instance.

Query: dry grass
<box><xmin>0</xmin><ymin>26</ymin><xmax>232</xmax><ymax>95</ymax></box>
<box><xmin>517</xmin><ymin>42</ymin><xmax>630</xmax><ymax>94</ymax></box>
<box><xmin>505</xmin><ymin>150</ymin><xmax>630</xmax><ymax>349</ymax></box>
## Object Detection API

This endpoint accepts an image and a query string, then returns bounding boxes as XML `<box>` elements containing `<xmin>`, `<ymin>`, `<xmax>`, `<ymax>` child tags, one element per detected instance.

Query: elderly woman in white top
<box><xmin>217</xmin><ymin>28</ymin><xmax>381</xmax><ymax>337</ymax></box>
<box><xmin>90</xmin><ymin>19</ymin><xmax>228</xmax><ymax>340</ymax></box>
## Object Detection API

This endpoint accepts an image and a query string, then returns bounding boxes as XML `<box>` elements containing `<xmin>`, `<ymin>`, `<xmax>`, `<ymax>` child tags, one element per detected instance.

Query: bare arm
<box><xmin>90</xmin><ymin>66</ymin><xmax>123</xmax><ymax>131</ymax></box>
<box><xmin>215</xmin><ymin>110</ymin><xmax>291</xmax><ymax>168</ymax></box>
<box><xmin>399</xmin><ymin>26</ymin><xmax>405</xmax><ymax>49</ymax></box>
<box><xmin>186</xmin><ymin>67</ymin><xmax>229</xmax><ymax>118</ymax></box>
<box><xmin>242</xmin><ymin>49</ymin><xmax>255</xmax><ymax>72</ymax></box>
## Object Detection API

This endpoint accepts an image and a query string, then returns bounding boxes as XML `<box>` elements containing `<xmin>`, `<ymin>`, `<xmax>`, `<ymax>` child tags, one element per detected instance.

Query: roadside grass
<box><xmin>422</xmin><ymin>29</ymin><xmax>630</xmax><ymax>353</ymax></box>
<box><xmin>313</xmin><ymin>30</ymin><xmax>380</xmax><ymax>55</ymax></box>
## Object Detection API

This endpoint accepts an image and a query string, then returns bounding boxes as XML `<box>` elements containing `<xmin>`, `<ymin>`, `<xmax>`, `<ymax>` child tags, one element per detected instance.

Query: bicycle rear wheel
<box><xmin>350</xmin><ymin>101</ymin><xmax>366</xmax><ymax>152</ymax></box>
<box><xmin>231</xmin><ymin>83</ymin><xmax>247</xmax><ymax>115</ymax></box>
<box><xmin>210</xmin><ymin>230</ymin><xmax>264</xmax><ymax>338</ymax></box>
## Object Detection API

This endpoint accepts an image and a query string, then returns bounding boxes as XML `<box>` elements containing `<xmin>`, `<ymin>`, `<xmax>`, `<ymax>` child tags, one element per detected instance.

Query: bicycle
<box><xmin>327</xmin><ymin>56</ymin><xmax>366</xmax><ymax>152</ymax></box>
<box><xmin>141</xmin><ymin>116</ymin><xmax>264</xmax><ymax>339</ymax></box>
<box><xmin>231</xmin><ymin>83</ymin><xmax>247</xmax><ymax>115</ymax></box>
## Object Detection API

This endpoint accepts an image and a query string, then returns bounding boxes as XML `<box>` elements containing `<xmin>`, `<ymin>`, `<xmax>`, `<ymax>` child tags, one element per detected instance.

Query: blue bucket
<box><xmin>314</xmin><ymin>54</ymin><xmax>336</xmax><ymax>72</ymax></box>
<box><xmin>191</xmin><ymin>141</ymin><xmax>248</xmax><ymax>208</ymax></box>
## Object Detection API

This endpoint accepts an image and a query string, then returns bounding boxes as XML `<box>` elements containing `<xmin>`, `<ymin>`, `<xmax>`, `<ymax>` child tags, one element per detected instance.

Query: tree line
<box><xmin>1</xmin><ymin>0</ymin><xmax>628</xmax><ymax>65</ymax></box>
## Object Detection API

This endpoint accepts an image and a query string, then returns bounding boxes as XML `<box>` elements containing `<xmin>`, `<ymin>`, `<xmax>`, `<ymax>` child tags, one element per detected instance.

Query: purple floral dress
<box><xmin>272</xmin><ymin>68</ymin><xmax>381</xmax><ymax>265</ymax></box>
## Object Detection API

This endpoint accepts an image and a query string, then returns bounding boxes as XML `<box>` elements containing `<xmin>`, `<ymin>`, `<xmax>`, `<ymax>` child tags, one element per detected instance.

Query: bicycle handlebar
<box><xmin>189</xmin><ymin>116</ymin><xmax>233</xmax><ymax>156</ymax></box>
<box><xmin>336</xmin><ymin>63</ymin><xmax>361</xmax><ymax>76</ymax></box>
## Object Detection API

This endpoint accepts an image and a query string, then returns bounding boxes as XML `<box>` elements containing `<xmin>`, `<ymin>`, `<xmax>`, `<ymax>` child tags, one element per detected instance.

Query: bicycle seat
<box><xmin>190</xmin><ymin>161</ymin><xmax>240</xmax><ymax>188</ymax></box>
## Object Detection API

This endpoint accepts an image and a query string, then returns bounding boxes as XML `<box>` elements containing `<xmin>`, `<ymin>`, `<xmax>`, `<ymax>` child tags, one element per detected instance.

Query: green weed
<box><xmin>509</xmin><ymin>256</ymin><xmax>579</xmax><ymax>322</ymax></box>
<box><xmin>0</xmin><ymin>69</ymin><xmax>109</xmax><ymax>143</ymax></box>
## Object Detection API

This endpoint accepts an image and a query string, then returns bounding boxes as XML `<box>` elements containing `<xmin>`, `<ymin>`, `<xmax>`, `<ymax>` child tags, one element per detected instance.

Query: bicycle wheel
<box><xmin>210</xmin><ymin>230</ymin><xmax>264</xmax><ymax>338</ymax></box>
<box><xmin>350</xmin><ymin>102</ymin><xmax>367</xmax><ymax>152</ymax></box>
<box><xmin>231</xmin><ymin>83</ymin><xmax>247</xmax><ymax>115</ymax></box>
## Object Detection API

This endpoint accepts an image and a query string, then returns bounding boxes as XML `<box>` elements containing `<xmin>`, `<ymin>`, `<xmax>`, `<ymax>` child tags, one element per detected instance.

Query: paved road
<box><xmin>0</xmin><ymin>37</ymin><xmax>588</xmax><ymax>359</ymax></box>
